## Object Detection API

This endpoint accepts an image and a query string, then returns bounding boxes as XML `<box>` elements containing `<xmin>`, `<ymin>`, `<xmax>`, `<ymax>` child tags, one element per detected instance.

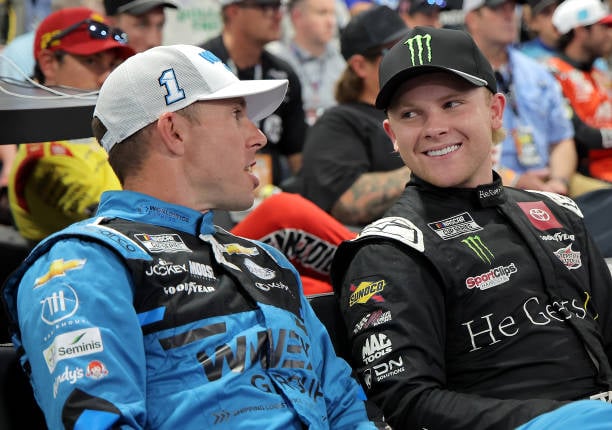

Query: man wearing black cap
<box><xmin>396</xmin><ymin>0</ymin><xmax>444</xmax><ymax>28</ymax></box>
<box><xmin>519</xmin><ymin>0</ymin><xmax>562</xmax><ymax>62</ymax></box>
<box><xmin>199</xmin><ymin>0</ymin><xmax>307</xmax><ymax>191</ymax></box>
<box><xmin>104</xmin><ymin>0</ymin><xmax>179</xmax><ymax>52</ymax></box>
<box><xmin>299</xmin><ymin>5</ymin><xmax>410</xmax><ymax>227</ymax></box>
<box><xmin>331</xmin><ymin>25</ymin><xmax>612</xmax><ymax>430</ymax></box>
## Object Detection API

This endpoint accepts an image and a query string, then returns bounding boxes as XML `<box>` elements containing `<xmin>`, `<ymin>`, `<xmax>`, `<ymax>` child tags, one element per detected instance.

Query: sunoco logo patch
<box><xmin>349</xmin><ymin>280</ymin><xmax>385</xmax><ymax>307</ymax></box>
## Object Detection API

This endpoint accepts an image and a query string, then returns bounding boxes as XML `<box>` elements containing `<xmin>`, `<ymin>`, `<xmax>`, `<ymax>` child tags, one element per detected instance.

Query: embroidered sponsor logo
<box><xmin>428</xmin><ymin>212</ymin><xmax>483</xmax><ymax>240</ymax></box>
<box><xmin>163</xmin><ymin>282</ymin><xmax>215</xmax><ymax>295</ymax></box>
<box><xmin>540</xmin><ymin>232</ymin><xmax>575</xmax><ymax>242</ymax></box>
<box><xmin>53</xmin><ymin>365</ymin><xmax>84</xmax><ymax>398</ymax></box>
<box><xmin>254</xmin><ymin>282</ymin><xmax>290</xmax><ymax>292</ymax></box>
<box><xmin>465</xmin><ymin>263</ymin><xmax>517</xmax><ymax>290</ymax></box>
<box><xmin>527</xmin><ymin>190</ymin><xmax>583</xmax><ymax>218</ymax></box>
<box><xmin>353</xmin><ymin>310</ymin><xmax>392</xmax><ymax>334</ymax></box>
<box><xmin>40</xmin><ymin>284</ymin><xmax>79</xmax><ymax>325</ymax></box>
<box><xmin>461</xmin><ymin>235</ymin><xmax>494</xmax><ymax>264</ymax></box>
<box><xmin>52</xmin><ymin>360</ymin><xmax>108</xmax><ymax>399</ymax></box>
<box><xmin>479</xmin><ymin>185</ymin><xmax>503</xmax><ymax>199</ymax></box>
<box><xmin>244</xmin><ymin>259</ymin><xmax>276</xmax><ymax>280</ymax></box>
<box><xmin>349</xmin><ymin>280</ymin><xmax>385</xmax><ymax>307</ymax></box>
<box><xmin>44</xmin><ymin>327</ymin><xmax>104</xmax><ymax>373</ymax></box>
<box><xmin>136</xmin><ymin>203</ymin><xmax>190</xmax><ymax>223</ymax></box>
<box><xmin>362</xmin><ymin>333</ymin><xmax>392</xmax><ymax>364</ymax></box>
<box><xmin>134</xmin><ymin>233</ymin><xmax>192</xmax><ymax>253</ymax></box>
<box><xmin>145</xmin><ymin>259</ymin><xmax>188</xmax><ymax>277</ymax></box>
<box><xmin>85</xmin><ymin>360</ymin><xmax>108</xmax><ymax>380</ymax></box>
<box><xmin>189</xmin><ymin>261</ymin><xmax>216</xmax><ymax>280</ymax></box>
<box><xmin>145</xmin><ymin>259</ymin><xmax>216</xmax><ymax>279</ymax></box>
<box><xmin>370</xmin><ymin>356</ymin><xmax>405</xmax><ymax>382</ymax></box>
<box><xmin>34</xmin><ymin>259</ymin><xmax>86</xmax><ymax>287</ymax></box>
<box><xmin>517</xmin><ymin>201</ymin><xmax>563</xmax><ymax>231</ymax></box>
<box><xmin>96</xmin><ymin>225</ymin><xmax>140</xmax><ymax>252</ymax></box>
<box><xmin>554</xmin><ymin>244</ymin><xmax>582</xmax><ymax>270</ymax></box>
<box><xmin>223</xmin><ymin>243</ymin><xmax>259</xmax><ymax>256</ymax></box>
<box><xmin>405</xmin><ymin>34</ymin><xmax>432</xmax><ymax>66</ymax></box>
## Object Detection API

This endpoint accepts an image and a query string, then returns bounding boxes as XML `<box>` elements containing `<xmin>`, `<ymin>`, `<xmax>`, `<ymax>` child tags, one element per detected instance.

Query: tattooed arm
<box><xmin>331</xmin><ymin>166</ymin><xmax>411</xmax><ymax>226</ymax></box>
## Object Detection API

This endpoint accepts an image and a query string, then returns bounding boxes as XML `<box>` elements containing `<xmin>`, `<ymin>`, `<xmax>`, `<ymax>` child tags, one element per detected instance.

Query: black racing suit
<box><xmin>331</xmin><ymin>174</ymin><xmax>612</xmax><ymax>430</ymax></box>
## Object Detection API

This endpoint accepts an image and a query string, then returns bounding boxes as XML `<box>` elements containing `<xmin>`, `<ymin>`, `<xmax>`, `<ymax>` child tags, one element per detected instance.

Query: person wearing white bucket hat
<box><xmin>1</xmin><ymin>44</ymin><xmax>378</xmax><ymax>429</ymax></box>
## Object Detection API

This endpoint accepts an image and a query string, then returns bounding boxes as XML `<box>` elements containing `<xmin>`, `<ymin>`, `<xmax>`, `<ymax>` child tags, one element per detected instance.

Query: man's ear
<box><xmin>37</xmin><ymin>50</ymin><xmax>59</xmax><ymax>84</ymax></box>
<box><xmin>490</xmin><ymin>92</ymin><xmax>506</xmax><ymax>130</ymax></box>
<box><xmin>383</xmin><ymin>118</ymin><xmax>399</xmax><ymax>152</ymax></box>
<box><xmin>347</xmin><ymin>54</ymin><xmax>368</xmax><ymax>79</ymax></box>
<box><xmin>156</xmin><ymin>112</ymin><xmax>186</xmax><ymax>156</ymax></box>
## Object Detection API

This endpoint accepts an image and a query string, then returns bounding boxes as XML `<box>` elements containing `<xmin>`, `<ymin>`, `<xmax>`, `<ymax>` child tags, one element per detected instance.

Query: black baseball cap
<box><xmin>526</xmin><ymin>0</ymin><xmax>559</xmax><ymax>15</ymax></box>
<box><xmin>340</xmin><ymin>5</ymin><xmax>409</xmax><ymax>60</ymax></box>
<box><xmin>462</xmin><ymin>0</ymin><xmax>526</xmax><ymax>13</ymax></box>
<box><xmin>375</xmin><ymin>26</ymin><xmax>497</xmax><ymax>110</ymax></box>
<box><xmin>104</xmin><ymin>0</ymin><xmax>179</xmax><ymax>16</ymax></box>
<box><xmin>398</xmin><ymin>0</ymin><xmax>446</xmax><ymax>15</ymax></box>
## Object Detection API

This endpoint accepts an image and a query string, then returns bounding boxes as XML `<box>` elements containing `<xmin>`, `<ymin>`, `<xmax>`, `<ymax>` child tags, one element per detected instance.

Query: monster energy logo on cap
<box><xmin>404</xmin><ymin>34</ymin><xmax>432</xmax><ymax>67</ymax></box>
<box><xmin>462</xmin><ymin>235</ymin><xmax>494</xmax><ymax>264</ymax></box>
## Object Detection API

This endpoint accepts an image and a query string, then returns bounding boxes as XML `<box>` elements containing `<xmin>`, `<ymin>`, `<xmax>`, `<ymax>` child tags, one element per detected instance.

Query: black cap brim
<box><xmin>117</xmin><ymin>0</ymin><xmax>178</xmax><ymax>15</ymax></box>
<box><xmin>375</xmin><ymin>65</ymin><xmax>488</xmax><ymax>109</ymax></box>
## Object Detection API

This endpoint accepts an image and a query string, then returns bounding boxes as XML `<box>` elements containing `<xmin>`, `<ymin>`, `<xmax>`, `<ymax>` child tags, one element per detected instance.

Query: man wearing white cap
<box><xmin>546</xmin><ymin>0</ymin><xmax>612</xmax><ymax>183</ymax></box>
<box><xmin>1</xmin><ymin>44</ymin><xmax>377</xmax><ymax>430</ymax></box>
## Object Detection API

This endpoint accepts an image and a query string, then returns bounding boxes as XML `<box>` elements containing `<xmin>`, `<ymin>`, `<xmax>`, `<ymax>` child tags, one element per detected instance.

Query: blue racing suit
<box><xmin>2</xmin><ymin>190</ymin><xmax>376</xmax><ymax>430</ymax></box>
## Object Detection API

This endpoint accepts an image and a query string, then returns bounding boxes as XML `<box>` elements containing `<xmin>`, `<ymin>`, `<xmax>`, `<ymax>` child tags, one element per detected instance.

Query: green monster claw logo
<box><xmin>404</xmin><ymin>34</ymin><xmax>432</xmax><ymax>66</ymax></box>
<box><xmin>462</xmin><ymin>235</ymin><xmax>494</xmax><ymax>264</ymax></box>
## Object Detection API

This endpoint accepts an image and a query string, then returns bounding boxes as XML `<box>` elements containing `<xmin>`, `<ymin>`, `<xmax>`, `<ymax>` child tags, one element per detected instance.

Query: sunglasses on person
<box><xmin>44</xmin><ymin>19</ymin><xmax>128</xmax><ymax>49</ymax></box>
<box><xmin>237</xmin><ymin>0</ymin><xmax>284</xmax><ymax>14</ymax></box>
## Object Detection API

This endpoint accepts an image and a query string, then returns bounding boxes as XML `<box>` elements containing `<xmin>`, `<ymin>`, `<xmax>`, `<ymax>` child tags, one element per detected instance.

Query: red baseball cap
<box><xmin>34</xmin><ymin>7</ymin><xmax>135</xmax><ymax>61</ymax></box>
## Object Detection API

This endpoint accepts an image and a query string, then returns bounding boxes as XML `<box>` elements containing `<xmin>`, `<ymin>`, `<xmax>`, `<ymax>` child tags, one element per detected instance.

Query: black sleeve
<box><xmin>300</xmin><ymin>108</ymin><xmax>372</xmax><ymax>212</ymax></box>
<box><xmin>335</xmin><ymin>241</ymin><xmax>567</xmax><ymax>430</ymax></box>
<box><xmin>571</xmin><ymin>110</ymin><xmax>605</xmax><ymax>150</ymax></box>
<box><xmin>278</xmin><ymin>67</ymin><xmax>307</xmax><ymax>157</ymax></box>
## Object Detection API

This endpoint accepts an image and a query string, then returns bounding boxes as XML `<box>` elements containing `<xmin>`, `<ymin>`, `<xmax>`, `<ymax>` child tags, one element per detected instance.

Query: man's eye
<box><xmin>444</xmin><ymin>100</ymin><xmax>461</xmax><ymax>109</ymax></box>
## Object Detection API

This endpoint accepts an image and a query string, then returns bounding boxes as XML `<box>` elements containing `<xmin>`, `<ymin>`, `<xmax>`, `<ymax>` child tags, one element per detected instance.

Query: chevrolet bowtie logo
<box><xmin>34</xmin><ymin>258</ymin><xmax>86</xmax><ymax>287</ymax></box>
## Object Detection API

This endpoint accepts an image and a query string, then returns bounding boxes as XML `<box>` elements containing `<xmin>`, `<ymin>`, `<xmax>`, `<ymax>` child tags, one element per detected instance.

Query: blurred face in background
<box><xmin>292</xmin><ymin>0</ymin><xmax>337</xmax><ymax>47</ymax></box>
<box><xmin>469</xmin><ymin>0</ymin><xmax>520</xmax><ymax>46</ymax></box>
<box><xmin>525</xmin><ymin>2</ymin><xmax>559</xmax><ymax>47</ymax></box>
<box><xmin>582</xmin><ymin>22</ymin><xmax>612</xmax><ymax>61</ymax></box>
<box><xmin>110</xmin><ymin>6</ymin><xmax>166</xmax><ymax>52</ymax></box>
<box><xmin>231</xmin><ymin>0</ymin><xmax>284</xmax><ymax>46</ymax></box>
<box><xmin>38</xmin><ymin>49</ymin><xmax>125</xmax><ymax>90</ymax></box>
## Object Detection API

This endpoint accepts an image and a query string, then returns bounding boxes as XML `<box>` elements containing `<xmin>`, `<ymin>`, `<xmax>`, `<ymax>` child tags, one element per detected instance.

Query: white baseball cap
<box><xmin>552</xmin><ymin>0</ymin><xmax>612</xmax><ymax>35</ymax></box>
<box><xmin>94</xmin><ymin>44</ymin><xmax>288</xmax><ymax>152</ymax></box>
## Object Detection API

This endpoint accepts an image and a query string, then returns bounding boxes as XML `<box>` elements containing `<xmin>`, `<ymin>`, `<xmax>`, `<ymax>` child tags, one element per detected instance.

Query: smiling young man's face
<box><xmin>383</xmin><ymin>71</ymin><xmax>505</xmax><ymax>189</ymax></box>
